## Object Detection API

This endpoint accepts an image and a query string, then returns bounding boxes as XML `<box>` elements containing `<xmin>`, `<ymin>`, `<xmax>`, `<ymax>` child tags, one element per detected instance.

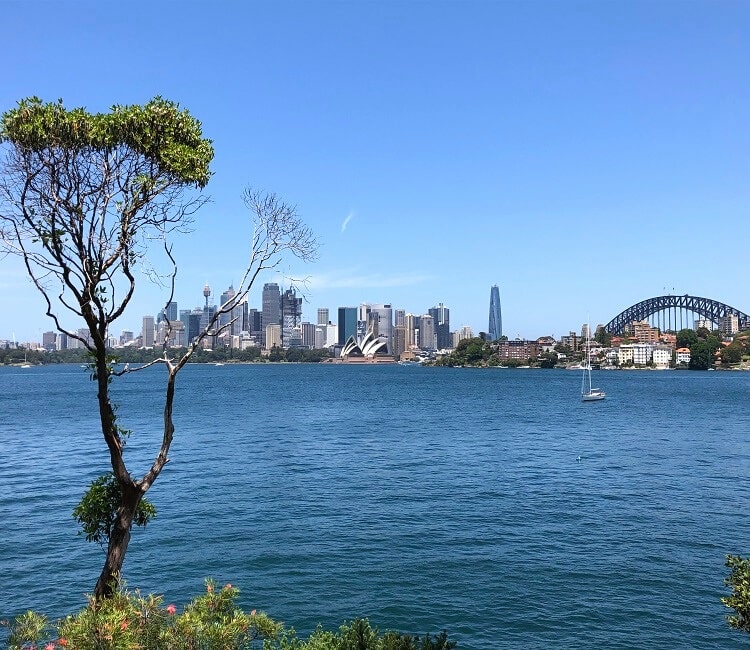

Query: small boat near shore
<box><xmin>581</xmin><ymin>324</ymin><xmax>605</xmax><ymax>402</ymax></box>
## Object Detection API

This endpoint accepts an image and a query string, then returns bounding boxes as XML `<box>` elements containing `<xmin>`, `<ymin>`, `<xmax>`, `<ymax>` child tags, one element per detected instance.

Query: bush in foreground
<box><xmin>724</xmin><ymin>554</ymin><xmax>750</xmax><ymax>634</ymax></box>
<box><xmin>4</xmin><ymin>580</ymin><xmax>456</xmax><ymax>649</ymax></box>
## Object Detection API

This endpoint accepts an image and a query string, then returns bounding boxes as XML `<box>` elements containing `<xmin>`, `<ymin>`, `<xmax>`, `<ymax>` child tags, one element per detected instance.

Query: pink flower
<box><xmin>120</xmin><ymin>620</ymin><xmax>129</xmax><ymax>630</ymax></box>
<box><xmin>224</xmin><ymin>583</ymin><xmax>232</xmax><ymax>590</ymax></box>
<box><xmin>45</xmin><ymin>644</ymin><xmax>55</xmax><ymax>650</ymax></box>
<box><xmin>206</xmin><ymin>584</ymin><xmax>213</xmax><ymax>593</ymax></box>
<box><xmin>166</xmin><ymin>604</ymin><xmax>177</xmax><ymax>615</ymax></box>
<box><xmin>250</xmin><ymin>609</ymin><xmax>256</xmax><ymax>616</ymax></box>
<box><xmin>58</xmin><ymin>640</ymin><xmax>69</xmax><ymax>647</ymax></box>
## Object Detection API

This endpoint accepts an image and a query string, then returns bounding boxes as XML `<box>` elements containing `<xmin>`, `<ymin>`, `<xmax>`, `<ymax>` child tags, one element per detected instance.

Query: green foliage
<box><xmin>268</xmin><ymin>345</ymin><xmax>284</xmax><ymax>362</ymax></box>
<box><xmin>676</xmin><ymin>328</ymin><xmax>699</xmax><ymax>349</ymax></box>
<box><xmin>688</xmin><ymin>341</ymin><xmax>713</xmax><ymax>370</ymax></box>
<box><xmin>720</xmin><ymin>343</ymin><xmax>743</xmax><ymax>365</ymax></box>
<box><xmin>688</xmin><ymin>331</ymin><xmax>723</xmax><ymax>370</ymax></box>
<box><xmin>1</xmin><ymin>97</ymin><xmax>213</xmax><ymax>188</ymax></box>
<box><xmin>6</xmin><ymin>610</ymin><xmax>50</xmax><ymax>649</ymax></box>
<box><xmin>4</xmin><ymin>583</ymin><xmax>455</xmax><ymax>650</ymax></box>
<box><xmin>272</xmin><ymin>618</ymin><xmax>456</xmax><ymax>650</ymax></box>
<box><xmin>73</xmin><ymin>474</ymin><xmax>155</xmax><ymax>547</ymax></box>
<box><xmin>723</xmin><ymin>554</ymin><xmax>750</xmax><ymax>633</ymax></box>
<box><xmin>593</xmin><ymin>328</ymin><xmax>611</xmax><ymax>347</ymax></box>
<box><xmin>161</xmin><ymin>580</ymin><xmax>280</xmax><ymax>648</ymax></box>
<box><xmin>538</xmin><ymin>351</ymin><xmax>558</xmax><ymax>369</ymax></box>
<box><xmin>0</xmin><ymin>344</ymin><xmax>334</xmax><ymax>366</ymax></box>
<box><xmin>437</xmin><ymin>337</ymin><xmax>490</xmax><ymax>367</ymax></box>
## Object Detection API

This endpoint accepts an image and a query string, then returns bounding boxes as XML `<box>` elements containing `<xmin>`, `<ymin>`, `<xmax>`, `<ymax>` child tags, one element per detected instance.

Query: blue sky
<box><xmin>2</xmin><ymin>0</ymin><xmax>748</xmax><ymax>343</ymax></box>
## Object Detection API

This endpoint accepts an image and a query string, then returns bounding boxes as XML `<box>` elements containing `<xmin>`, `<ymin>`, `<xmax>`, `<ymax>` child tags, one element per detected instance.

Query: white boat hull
<box><xmin>582</xmin><ymin>390</ymin><xmax>606</xmax><ymax>402</ymax></box>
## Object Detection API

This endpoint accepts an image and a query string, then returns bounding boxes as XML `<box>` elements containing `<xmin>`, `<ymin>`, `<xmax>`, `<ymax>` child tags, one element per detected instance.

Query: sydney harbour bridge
<box><xmin>604</xmin><ymin>295</ymin><xmax>750</xmax><ymax>335</ymax></box>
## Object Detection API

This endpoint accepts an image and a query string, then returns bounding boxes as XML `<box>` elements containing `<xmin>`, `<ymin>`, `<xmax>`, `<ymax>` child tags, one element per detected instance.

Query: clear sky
<box><xmin>1</xmin><ymin>0</ymin><xmax>748</xmax><ymax>343</ymax></box>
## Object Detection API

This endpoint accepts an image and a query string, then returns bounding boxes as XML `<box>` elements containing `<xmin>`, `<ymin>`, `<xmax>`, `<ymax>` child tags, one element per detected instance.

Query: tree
<box><xmin>723</xmin><ymin>555</ymin><xmax>750</xmax><ymax>633</ymax></box>
<box><xmin>454</xmin><ymin>337</ymin><xmax>488</xmax><ymax>364</ymax></box>
<box><xmin>676</xmin><ymin>328</ymin><xmax>698</xmax><ymax>349</ymax></box>
<box><xmin>539</xmin><ymin>351</ymin><xmax>558</xmax><ymax>368</ymax></box>
<box><xmin>594</xmin><ymin>327</ymin><xmax>611</xmax><ymax>347</ymax></box>
<box><xmin>688</xmin><ymin>340</ymin><xmax>713</xmax><ymax>370</ymax></box>
<box><xmin>0</xmin><ymin>97</ymin><xmax>316</xmax><ymax>598</ymax></box>
<box><xmin>721</xmin><ymin>344</ymin><xmax>743</xmax><ymax>365</ymax></box>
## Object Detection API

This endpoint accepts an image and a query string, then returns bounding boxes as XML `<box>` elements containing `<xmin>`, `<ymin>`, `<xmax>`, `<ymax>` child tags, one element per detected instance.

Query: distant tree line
<box><xmin>677</xmin><ymin>328</ymin><xmax>749</xmax><ymax>370</ymax></box>
<box><xmin>0</xmin><ymin>345</ymin><xmax>331</xmax><ymax>366</ymax></box>
<box><xmin>433</xmin><ymin>337</ymin><xmax>558</xmax><ymax>368</ymax></box>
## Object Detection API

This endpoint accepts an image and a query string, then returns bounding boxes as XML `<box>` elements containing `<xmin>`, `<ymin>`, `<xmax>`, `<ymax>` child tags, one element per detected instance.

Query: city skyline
<box><xmin>2</xmin><ymin>2</ymin><xmax>749</xmax><ymax>342</ymax></box>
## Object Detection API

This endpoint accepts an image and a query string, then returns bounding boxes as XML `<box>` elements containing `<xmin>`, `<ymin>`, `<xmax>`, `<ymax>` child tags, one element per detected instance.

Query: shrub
<box><xmin>724</xmin><ymin>554</ymin><xmax>750</xmax><ymax>633</ymax></box>
<box><xmin>4</xmin><ymin>582</ymin><xmax>456</xmax><ymax>649</ymax></box>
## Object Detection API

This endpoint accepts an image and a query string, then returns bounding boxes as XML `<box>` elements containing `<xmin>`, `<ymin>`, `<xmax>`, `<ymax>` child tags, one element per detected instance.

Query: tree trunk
<box><xmin>93</xmin><ymin>485</ymin><xmax>142</xmax><ymax>599</ymax></box>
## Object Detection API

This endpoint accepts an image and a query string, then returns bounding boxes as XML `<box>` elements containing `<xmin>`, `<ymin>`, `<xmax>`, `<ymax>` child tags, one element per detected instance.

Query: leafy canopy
<box><xmin>1</xmin><ymin>96</ymin><xmax>213</xmax><ymax>188</ymax></box>
<box><xmin>73</xmin><ymin>473</ymin><xmax>156</xmax><ymax>547</ymax></box>
<box><xmin>724</xmin><ymin>554</ymin><xmax>750</xmax><ymax>633</ymax></box>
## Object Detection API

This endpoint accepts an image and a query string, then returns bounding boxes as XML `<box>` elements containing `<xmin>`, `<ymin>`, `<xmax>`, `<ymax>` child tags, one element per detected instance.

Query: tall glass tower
<box><xmin>261</xmin><ymin>282</ymin><xmax>281</xmax><ymax>346</ymax></box>
<box><xmin>488</xmin><ymin>285</ymin><xmax>502</xmax><ymax>340</ymax></box>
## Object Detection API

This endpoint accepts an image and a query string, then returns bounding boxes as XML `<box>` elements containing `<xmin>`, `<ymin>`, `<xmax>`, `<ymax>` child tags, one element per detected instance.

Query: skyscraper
<box><xmin>219</xmin><ymin>284</ymin><xmax>243</xmax><ymax>336</ymax></box>
<box><xmin>369</xmin><ymin>304</ymin><xmax>393</xmax><ymax>353</ymax></box>
<box><xmin>142</xmin><ymin>315</ymin><xmax>155</xmax><ymax>348</ymax></box>
<box><xmin>419</xmin><ymin>314</ymin><xmax>436</xmax><ymax>350</ymax></box>
<box><xmin>428</xmin><ymin>303</ymin><xmax>451</xmax><ymax>349</ymax></box>
<box><xmin>337</xmin><ymin>307</ymin><xmax>357</xmax><ymax>345</ymax></box>
<box><xmin>162</xmin><ymin>301</ymin><xmax>178</xmax><ymax>323</ymax></box>
<box><xmin>488</xmin><ymin>285</ymin><xmax>502</xmax><ymax>341</ymax></box>
<box><xmin>261</xmin><ymin>282</ymin><xmax>281</xmax><ymax>346</ymax></box>
<box><xmin>317</xmin><ymin>308</ymin><xmax>329</xmax><ymax>325</ymax></box>
<box><xmin>281</xmin><ymin>287</ymin><xmax>302</xmax><ymax>348</ymax></box>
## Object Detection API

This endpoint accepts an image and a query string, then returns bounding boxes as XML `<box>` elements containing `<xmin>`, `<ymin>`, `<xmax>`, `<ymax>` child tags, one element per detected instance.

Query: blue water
<box><xmin>1</xmin><ymin>364</ymin><xmax>749</xmax><ymax>648</ymax></box>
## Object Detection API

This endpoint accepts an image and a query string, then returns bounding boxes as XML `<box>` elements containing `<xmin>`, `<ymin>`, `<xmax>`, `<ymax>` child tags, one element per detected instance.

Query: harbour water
<box><xmin>1</xmin><ymin>364</ymin><xmax>749</xmax><ymax>648</ymax></box>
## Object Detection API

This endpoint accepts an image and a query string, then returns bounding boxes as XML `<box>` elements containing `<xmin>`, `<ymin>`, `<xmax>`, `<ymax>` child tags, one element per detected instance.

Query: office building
<box><xmin>453</xmin><ymin>326</ymin><xmax>474</xmax><ymax>347</ymax></box>
<box><xmin>265</xmin><ymin>324</ymin><xmax>281</xmax><ymax>350</ymax></box>
<box><xmin>317</xmin><ymin>308</ymin><xmax>329</xmax><ymax>325</ymax></box>
<box><xmin>429</xmin><ymin>303</ymin><xmax>451</xmax><ymax>349</ymax></box>
<box><xmin>419</xmin><ymin>314</ymin><xmax>436</xmax><ymax>350</ymax></box>
<box><xmin>404</xmin><ymin>313</ymin><xmax>418</xmax><ymax>349</ymax></box>
<box><xmin>142</xmin><ymin>316</ymin><xmax>155</xmax><ymax>348</ymax></box>
<box><xmin>247</xmin><ymin>308</ymin><xmax>262</xmax><ymax>336</ymax></box>
<box><xmin>219</xmin><ymin>285</ymin><xmax>244</xmax><ymax>337</ymax></box>
<box><xmin>42</xmin><ymin>331</ymin><xmax>56</xmax><ymax>351</ymax></box>
<box><xmin>369</xmin><ymin>304</ymin><xmax>393</xmax><ymax>353</ymax></box>
<box><xmin>262</xmin><ymin>283</ymin><xmax>281</xmax><ymax>345</ymax></box>
<box><xmin>337</xmin><ymin>307</ymin><xmax>357</xmax><ymax>345</ymax></box>
<box><xmin>301</xmin><ymin>322</ymin><xmax>317</xmax><ymax>348</ymax></box>
<box><xmin>162</xmin><ymin>301</ymin><xmax>178</xmax><ymax>322</ymax></box>
<box><xmin>356</xmin><ymin>304</ymin><xmax>371</xmax><ymax>340</ymax></box>
<box><xmin>179</xmin><ymin>310</ymin><xmax>192</xmax><ymax>343</ymax></box>
<box><xmin>392</xmin><ymin>326</ymin><xmax>407</xmax><ymax>359</ymax></box>
<box><xmin>281</xmin><ymin>288</ymin><xmax>303</xmax><ymax>348</ymax></box>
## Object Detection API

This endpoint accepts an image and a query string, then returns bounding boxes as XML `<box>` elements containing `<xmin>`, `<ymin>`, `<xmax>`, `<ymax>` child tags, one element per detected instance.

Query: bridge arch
<box><xmin>604</xmin><ymin>295</ymin><xmax>750</xmax><ymax>335</ymax></box>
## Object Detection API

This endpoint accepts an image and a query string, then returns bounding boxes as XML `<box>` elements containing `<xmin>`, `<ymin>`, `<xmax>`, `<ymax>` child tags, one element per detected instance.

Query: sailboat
<box><xmin>581</xmin><ymin>325</ymin><xmax>605</xmax><ymax>402</ymax></box>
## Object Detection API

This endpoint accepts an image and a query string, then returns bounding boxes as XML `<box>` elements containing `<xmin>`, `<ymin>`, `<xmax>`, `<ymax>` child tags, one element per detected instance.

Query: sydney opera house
<box><xmin>337</xmin><ymin>329</ymin><xmax>394</xmax><ymax>363</ymax></box>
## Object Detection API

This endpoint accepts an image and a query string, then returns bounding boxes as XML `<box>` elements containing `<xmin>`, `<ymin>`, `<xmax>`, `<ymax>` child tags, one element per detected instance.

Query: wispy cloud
<box><xmin>340</xmin><ymin>211</ymin><xmax>354</xmax><ymax>233</ymax></box>
<box><xmin>307</xmin><ymin>270</ymin><xmax>434</xmax><ymax>290</ymax></box>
